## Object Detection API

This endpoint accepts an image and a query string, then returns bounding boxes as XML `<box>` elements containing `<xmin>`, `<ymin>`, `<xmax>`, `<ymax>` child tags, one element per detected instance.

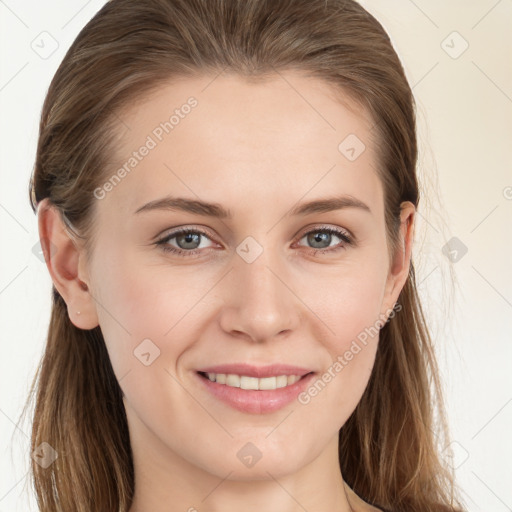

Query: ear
<box><xmin>37</xmin><ymin>198</ymin><xmax>99</xmax><ymax>330</ymax></box>
<box><xmin>380</xmin><ymin>201</ymin><xmax>415</xmax><ymax>318</ymax></box>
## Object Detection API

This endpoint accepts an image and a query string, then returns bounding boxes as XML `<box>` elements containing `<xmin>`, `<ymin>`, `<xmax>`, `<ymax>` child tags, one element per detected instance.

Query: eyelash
<box><xmin>155</xmin><ymin>225</ymin><xmax>354</xmax><ymax>258</ymax></box>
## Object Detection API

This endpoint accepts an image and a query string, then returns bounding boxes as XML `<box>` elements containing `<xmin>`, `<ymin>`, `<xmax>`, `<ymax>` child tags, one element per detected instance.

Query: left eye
<box><xmin>296</xmin><ymin>227</ymin><xmax>353</xmax><ymax>252</ymax></box>
<box><xmin>155</xmin><ymin>226</ymin><xmax>353</xmax><ymax>257</ymax></box>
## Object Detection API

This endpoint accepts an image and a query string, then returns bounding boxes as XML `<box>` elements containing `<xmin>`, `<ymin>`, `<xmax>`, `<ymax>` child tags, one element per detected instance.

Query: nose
<box><xmin>218</xmin><ymin>249</ymin><xmax>300</xmax><ymax>343</ymax></box>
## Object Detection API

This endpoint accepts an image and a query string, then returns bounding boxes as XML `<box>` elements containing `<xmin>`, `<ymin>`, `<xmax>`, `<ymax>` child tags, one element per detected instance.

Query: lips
<box><xmin>195</xmin><ymin>363</ymin><xmax>314</xmax><ymax>379</ymax></box>
<box><xmin>195</xmin><ymin>369</ymin><xmax>316</xmax><ymax>414</ymax></box>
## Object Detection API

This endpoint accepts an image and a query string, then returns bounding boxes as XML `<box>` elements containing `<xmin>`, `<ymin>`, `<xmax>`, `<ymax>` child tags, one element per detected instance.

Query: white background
<box><xmin>1</xmin><ymin>0</ymin><xmax>511</xmax><ymax>510</ymax></box>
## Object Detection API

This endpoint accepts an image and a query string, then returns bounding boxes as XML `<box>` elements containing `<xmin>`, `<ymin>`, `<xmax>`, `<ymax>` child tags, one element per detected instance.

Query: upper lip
<box><xmin>196</xmin><ymin>363</ymin><xmax>315</xmax><ymax>378</ymax></box>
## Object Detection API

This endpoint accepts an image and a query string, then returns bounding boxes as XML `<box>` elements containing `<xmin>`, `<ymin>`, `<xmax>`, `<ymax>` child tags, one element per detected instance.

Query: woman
<box><xmin>23</xmin><ymin>0</ymin><xmax>465</xmax><ymax>510</ymax></box>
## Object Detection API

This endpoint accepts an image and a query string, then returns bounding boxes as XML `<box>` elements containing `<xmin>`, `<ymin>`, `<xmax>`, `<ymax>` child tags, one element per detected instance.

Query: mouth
<box><xmin>196</xmin><ymin>371</ymin><xmax>314</xmax><ymax>390</ymax></box>
<box><xmin>194</xmin><ymin>369</ymin><xmax>317</xmax><ymax>414</ymax></box>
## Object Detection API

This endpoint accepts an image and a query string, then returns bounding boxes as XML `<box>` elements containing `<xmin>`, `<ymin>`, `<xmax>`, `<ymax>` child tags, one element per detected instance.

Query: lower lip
<box><xmin>195</xmin><ymin>371</ymin><xmax>316</xmax><ymax>414</ymax></box>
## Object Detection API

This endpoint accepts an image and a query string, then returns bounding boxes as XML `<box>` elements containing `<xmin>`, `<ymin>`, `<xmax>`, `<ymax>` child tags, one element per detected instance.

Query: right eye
<box><xmin>155</xmin><ymin>227</ymin><xmax>217</xmax><ymax>257</ymax></box>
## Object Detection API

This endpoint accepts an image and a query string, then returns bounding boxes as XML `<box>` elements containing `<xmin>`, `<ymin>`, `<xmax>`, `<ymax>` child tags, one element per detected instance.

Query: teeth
<box><xmin>204</xmin><ymin>373</ymin><xmax>303</xmax><ymax>390</ymax></box>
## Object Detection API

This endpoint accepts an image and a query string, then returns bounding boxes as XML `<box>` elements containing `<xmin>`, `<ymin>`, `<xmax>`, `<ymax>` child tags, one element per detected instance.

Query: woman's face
<box><xmin>72</xmin><ymin>71</ymin><xmax>413</xmax><ymax>480</ymax></box>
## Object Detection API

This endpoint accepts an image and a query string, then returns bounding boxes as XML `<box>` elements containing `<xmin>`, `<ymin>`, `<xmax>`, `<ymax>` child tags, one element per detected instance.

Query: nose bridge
<box><xmin>219</xmin><ymin>238</ymin><xmax>299</xmax><ymax>341</ymax></box>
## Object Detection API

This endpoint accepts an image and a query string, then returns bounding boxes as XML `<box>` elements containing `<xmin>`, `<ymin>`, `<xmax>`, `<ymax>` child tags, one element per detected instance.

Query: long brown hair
<box><xmin>20</xmin><ymin>0</ymin><xmax>465</xmax><ymax>510</ymax></box>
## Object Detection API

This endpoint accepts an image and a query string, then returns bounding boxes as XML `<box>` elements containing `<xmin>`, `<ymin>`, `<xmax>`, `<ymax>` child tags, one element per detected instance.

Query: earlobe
<box><xmin>37</xmin><ymin>198</ymin><xmax>99</xmax><ymax>329</ymax></box>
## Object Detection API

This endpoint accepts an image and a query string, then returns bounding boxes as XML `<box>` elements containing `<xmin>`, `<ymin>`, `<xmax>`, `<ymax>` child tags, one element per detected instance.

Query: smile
<box><xmin>199</xmin><ymin>372</ymin><xmax>304</xmax><ymax>390</ymax></box>
<box><xmin>195</xmin><ymin>370</ymin><xmax>316</xmax><ymax>414</ymax></box>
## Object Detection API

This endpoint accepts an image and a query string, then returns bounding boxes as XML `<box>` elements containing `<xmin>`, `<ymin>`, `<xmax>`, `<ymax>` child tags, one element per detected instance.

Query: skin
<box><xmin>39</xmin><ymin>70</ymin><xmax>415</xmax><ymax>512</ymax></box>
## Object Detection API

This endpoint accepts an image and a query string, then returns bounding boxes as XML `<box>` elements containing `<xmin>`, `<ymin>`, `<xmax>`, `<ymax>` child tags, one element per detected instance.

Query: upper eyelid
<box><xmin>298</xmin><ymin>224</ymin><xmax>351</xmax><ymax>237</ymax></box>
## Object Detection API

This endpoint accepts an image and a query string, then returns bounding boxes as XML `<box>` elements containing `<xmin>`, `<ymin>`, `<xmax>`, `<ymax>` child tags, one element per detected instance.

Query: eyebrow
<box><xmin>133</xmin><ymin>194</ymin><xmax>371</xmax><ymax>218</ymax></box>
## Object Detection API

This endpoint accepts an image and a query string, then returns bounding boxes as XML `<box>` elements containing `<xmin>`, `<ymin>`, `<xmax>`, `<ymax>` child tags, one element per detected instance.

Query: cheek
<box><xmin>296</xmin><ymin>259</ymin><xmax>387</xmax><ymax>412</ymax></box>
<box><xmin>90</xmin><ymin>246</ymin><xmax>235</xmax><ymax>410</ymax></box>
<box><xmin>301</xmin><ymin>257</ymin><xmax>387</xmax><ymax>346</ymax></box>
<box><xmin>91</xmin><ymin>253</ymin><xmax>212</xmax><ymax>436</ymax></box>
<box><xmin>89</xmin><ymin>246</ymin><xmax>199</xmax><ymax>379</ymax></box>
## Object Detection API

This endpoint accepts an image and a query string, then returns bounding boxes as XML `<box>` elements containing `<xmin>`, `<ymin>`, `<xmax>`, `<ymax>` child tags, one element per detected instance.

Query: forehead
<box><xmin>99</xmin><ymin>71</ymin><xmax>383</xmax><ymax>222</ymax></box>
